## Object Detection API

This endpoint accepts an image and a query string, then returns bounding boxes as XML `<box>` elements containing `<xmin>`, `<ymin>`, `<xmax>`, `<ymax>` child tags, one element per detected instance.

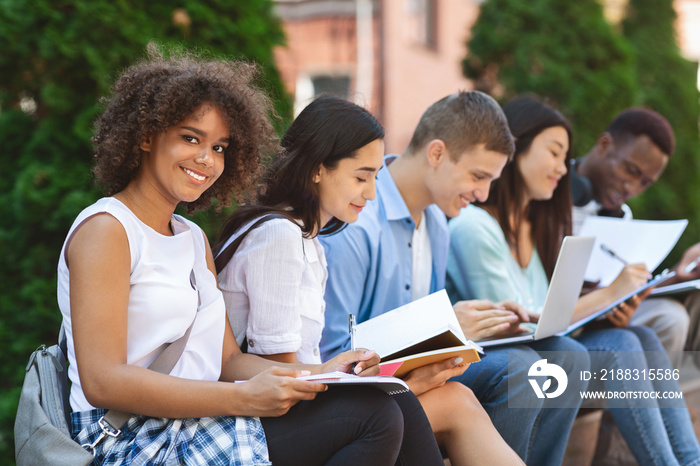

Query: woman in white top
<box><xmin>62</xmin><ymin>47</ymin><xmax>431</xmax><ymax>465</ymax></box>
<box><xmin>216</xmin><ymin>95</ymin><xmax>524</xmax><ymax>466</ymax></box>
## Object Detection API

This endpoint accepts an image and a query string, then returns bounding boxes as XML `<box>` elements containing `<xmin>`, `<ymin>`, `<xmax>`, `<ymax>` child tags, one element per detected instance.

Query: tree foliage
<box><xmin>464</xmin><ymin>0</ymin><xmax>700</xmax><ymax>267</ymax></box>
<box><xmin>622</xmin><ymin>0</ymin><xmax>700</xmax><ymax>258</ymax></box>
<box><xmin>464</xmin><ymin>0</ymin><xmax>638</xmax><ymax>155</ymax></box>
<box><xmin>0</xmin><ymin>1</ymin><xmax>289</xmax><ymax>461</ymax></box>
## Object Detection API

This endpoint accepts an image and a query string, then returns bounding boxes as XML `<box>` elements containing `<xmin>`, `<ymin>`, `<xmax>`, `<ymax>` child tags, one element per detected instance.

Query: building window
<box><xmin>311</xmin><ymin>74</ymin><xmax>351</xmax><ymax>98</ymax></box>
<box><xmin>404</xmin><ymin>0</ymin><xmax>437</xmax><ymax>50</ymax></box>
<box><xmin>294</xmin><ymin>73</ymin><xmax>352</xmax><ymax>116</ymax></box>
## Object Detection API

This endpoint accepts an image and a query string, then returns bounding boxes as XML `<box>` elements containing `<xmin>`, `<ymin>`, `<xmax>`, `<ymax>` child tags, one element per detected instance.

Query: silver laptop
<box><xmin>478</xmin><ymin>236</ymin><xmax>595</xmax><ymax>347</ymax></box>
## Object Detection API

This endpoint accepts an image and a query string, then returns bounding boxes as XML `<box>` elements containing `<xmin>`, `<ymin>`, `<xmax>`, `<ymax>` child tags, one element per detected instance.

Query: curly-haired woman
<box><xmin>58</xmin><ymin>46</ymin><xmax>438</xmax><ymax>465</ymax></box>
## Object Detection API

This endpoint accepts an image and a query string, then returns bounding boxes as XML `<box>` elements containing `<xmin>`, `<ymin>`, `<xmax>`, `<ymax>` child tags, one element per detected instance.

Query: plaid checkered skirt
<box><xmin>71</xmin><ymin>409</ymin><xmax>271</xmax><ymax>465</ymax></box>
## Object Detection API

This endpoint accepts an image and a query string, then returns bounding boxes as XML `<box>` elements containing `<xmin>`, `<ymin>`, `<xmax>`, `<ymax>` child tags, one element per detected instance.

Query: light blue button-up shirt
<box><xmin>319</xmin><ymin>155</ymin><xmax>449</xmax><ymax>359</ymax></box>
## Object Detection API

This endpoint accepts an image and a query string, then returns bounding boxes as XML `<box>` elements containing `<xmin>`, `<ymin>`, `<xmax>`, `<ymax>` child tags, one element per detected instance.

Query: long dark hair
<box><xmin>214</xmin><ymin>95</ymin><xmax>384</xmax><ymax>272</ymax></box>
<box><xmin>477</xmin><ymin>96</ymin><xmax>573</xmax><ymax>279</ymax></box>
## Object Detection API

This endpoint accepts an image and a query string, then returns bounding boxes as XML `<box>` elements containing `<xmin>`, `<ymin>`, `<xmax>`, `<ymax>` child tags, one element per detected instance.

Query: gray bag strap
<box><xmin>59</xmin><ymin>325</ymin><xmax>68</xmax><ymax>355</ymax></box>
<box><xmin>214</xmin><ymin>213</ymin><xmax>289</xmax><ymax>274</ymax></box>
<box><xmin>213</xmin><ymin>212</ymin><xmax>292</xmax><ymax>353</ymax></box>
<box><xmin>81</xmin><ymin>309</ymin><xmax>197</xmax><ymax>455</ymax></box>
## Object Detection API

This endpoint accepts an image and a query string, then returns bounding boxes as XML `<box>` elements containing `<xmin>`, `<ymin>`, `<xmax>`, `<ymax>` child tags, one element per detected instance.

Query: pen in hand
<box><xmin>348</xmin><ymin>314</ymin><xmax>358</xmax><ymax>374</ymax></box>
<box><xmin>684</xmin><ymin>256</ymin><xmax>700</xmax><ymax>275</ymax></box>
<box><xmin>600</xmin><ymin>244</ymin><xmax>629</xmax><ymax>266</ymax></box>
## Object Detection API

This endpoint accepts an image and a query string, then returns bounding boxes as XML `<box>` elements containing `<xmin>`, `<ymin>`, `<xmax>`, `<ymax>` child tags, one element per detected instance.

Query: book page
<box><xmin>296</xmin><ymin>371</ymin><xmax>409</xmax><ymax>395</ymax></box>
<box><xmin>354</xmin><ymin>290</ymin><xmax>466</xmax><ymax>357</ymax></box>
<box><xmin>578</xmin><ymin>217</ymin><xmax>687</xmax><ymax>286</ymax></box>
<box><xmin>296</xmin><ymin>371</ymin><xmax>358</xmax><ymax>381</ymax></box>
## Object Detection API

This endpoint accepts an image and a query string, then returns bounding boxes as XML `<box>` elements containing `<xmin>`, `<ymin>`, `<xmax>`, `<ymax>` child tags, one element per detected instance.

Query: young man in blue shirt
<box><xmin>320</xmin><ymin>91</ymin><xmax>589</xmax><ymax>465</ymax></box>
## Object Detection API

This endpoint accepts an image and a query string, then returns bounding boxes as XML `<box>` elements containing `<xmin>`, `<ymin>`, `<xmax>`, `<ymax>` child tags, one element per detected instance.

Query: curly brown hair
<box><xmin>92</xmin><ymin>44</ymin><xmax>277</xmax><ymax>212</ymax></box>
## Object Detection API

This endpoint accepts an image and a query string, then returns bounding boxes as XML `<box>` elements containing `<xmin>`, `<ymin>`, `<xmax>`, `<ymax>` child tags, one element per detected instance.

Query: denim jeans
<box><xmin>576</xmin><ymin>326</ymin><xmax>700</xmax><ymax>466</ymax></box>
<box><xmin>452</xmin><ymin>336</ymin><xmax>590</xmax><ymax>466</ymax></box>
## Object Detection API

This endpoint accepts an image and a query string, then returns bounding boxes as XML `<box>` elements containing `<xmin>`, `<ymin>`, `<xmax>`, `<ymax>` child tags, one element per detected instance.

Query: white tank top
<box><xmin>57</xmin><ymin>198</ymin><xmax>226</xmax><ymax>412</ymax></box>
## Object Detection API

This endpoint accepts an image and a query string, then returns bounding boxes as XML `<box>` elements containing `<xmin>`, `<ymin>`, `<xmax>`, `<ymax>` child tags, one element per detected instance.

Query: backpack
<box><xmin>14</xmin><ymin>328</ymin><xmax>94</xmax><ymax>465</ymax></box>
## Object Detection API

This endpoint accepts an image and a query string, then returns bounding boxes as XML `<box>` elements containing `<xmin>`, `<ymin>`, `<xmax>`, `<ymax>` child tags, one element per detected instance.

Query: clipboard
<box><xmin>564</xmin><ymin>270</ymin><xmax>677</xmax><ymax>334</ymax></box>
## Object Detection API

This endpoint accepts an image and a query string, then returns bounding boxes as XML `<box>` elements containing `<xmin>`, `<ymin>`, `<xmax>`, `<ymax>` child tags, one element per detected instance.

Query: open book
<box><xmin>354</xmin><ymin>290</ymin><xmax>482</xmax><ymax>377</ymax></box>
<box><xmin>297</xmin><ymin>371</ymin><xmax>409</xmax><ymax>395</ymax></box>
<box><xmin>380</xmin><ymin>345</ymin><xmax>482</xmax><ymax>378</ymax></box>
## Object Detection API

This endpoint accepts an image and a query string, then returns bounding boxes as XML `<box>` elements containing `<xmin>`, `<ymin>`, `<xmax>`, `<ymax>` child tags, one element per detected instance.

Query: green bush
<box><xmin>0</xmin><ymin>1</ymin><xmax>290</xmax><ymax>462</ymax></box>
<box><xmin>623</xmin><ymin>0</ymin><xmax>700</xmax><ymax>263</ymax></box>
<box><xmin>464</xmin><ymin>0</ymin><xmax>638</xmax><ymax>155</ymax></box>
<box><xmin>464</xmin><ymin>0</ymin><xmax>700</xmax><ymax>268</ymax></box>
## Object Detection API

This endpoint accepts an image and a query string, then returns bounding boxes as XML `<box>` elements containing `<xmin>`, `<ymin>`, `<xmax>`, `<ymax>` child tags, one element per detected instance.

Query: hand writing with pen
<box><xmin>600</xmin><ymin>244</ymin><xmax>652</xmax><ymax>327</ymax></box>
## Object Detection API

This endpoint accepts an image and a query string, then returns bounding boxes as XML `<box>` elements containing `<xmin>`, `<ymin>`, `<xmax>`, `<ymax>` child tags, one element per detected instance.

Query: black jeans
<box><xmin>261</xmin><ymin>388</ymin><xmax>442</xmax><ymax>466</ymax></box>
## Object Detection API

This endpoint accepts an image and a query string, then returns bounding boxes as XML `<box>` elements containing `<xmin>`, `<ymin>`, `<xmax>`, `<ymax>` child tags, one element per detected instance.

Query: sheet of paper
<box><xmin>577</xmin><ymin>217</ymin><xmax>687</xmax><ymax>286</ymax></box>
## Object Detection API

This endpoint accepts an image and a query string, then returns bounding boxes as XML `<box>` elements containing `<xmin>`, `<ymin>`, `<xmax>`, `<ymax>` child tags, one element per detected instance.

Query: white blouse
<box><xmin>57</xmin><ymin>198</ymin><xmax>226</xmax><ymax>412</ymax></box>
<box><xmin>218</xmin><ymin>218</ymin><xmax>328</xmax><ymax>364</ymax></box>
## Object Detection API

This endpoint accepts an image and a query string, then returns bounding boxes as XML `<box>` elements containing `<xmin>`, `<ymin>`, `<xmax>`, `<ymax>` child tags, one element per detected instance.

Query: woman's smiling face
<box><xmin>139</xmin><ymin>104</ymin><xmax>230</xmax><ymax>206</ymax></box>
<box><xmin>517</xmin><ymin>126</ymin><xmax>569</xmax><ymax>203</ymax></box>
<box><xmin>316</xmin><ymin>138</ymin><xmax>385</xmax><ymax>226</ymax></box>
